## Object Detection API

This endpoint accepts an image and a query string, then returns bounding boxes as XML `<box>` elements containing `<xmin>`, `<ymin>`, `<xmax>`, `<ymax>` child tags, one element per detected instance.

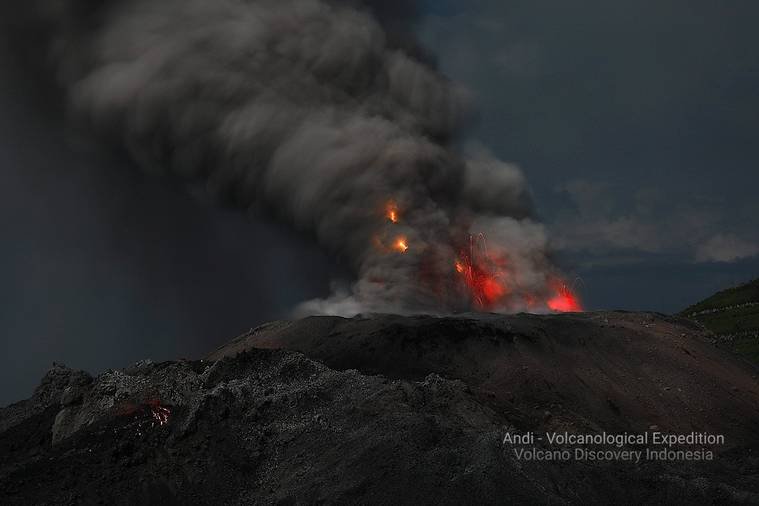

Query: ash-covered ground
<box><xmin>2</xmin><ymin>312</ymin><xmax>759</xmax><ymax>505</ymax></box>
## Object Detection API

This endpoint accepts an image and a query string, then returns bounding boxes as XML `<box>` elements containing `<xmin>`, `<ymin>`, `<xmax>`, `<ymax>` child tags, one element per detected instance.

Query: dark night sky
<box><xmin>2</xmin><ymin>0</ymin><xmax>758</xmax><ymax>405</ymax></box>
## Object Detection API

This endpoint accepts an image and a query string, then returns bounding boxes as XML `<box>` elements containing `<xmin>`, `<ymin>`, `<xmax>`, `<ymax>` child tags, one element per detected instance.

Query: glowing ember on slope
<box><xmin>148</xmin><ymin>399</ymin><xmax>172</xmax><ymax>426</ymax></box>
<box><xmin>117</xmin><ymin>398</ymin><xmax>172</xmax><ymax>428</ymax></box>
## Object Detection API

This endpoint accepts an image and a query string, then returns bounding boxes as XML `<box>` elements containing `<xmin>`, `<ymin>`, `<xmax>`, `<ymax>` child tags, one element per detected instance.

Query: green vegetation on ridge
<box><xmin>683</xmin><ymin>279</ymin><xmax>759</xmax><ymax>315</ymax></box>
<box><xmin>681</xmin><ymin>279</ymin><xmax>759</xmax><ymax>364</ymax></box>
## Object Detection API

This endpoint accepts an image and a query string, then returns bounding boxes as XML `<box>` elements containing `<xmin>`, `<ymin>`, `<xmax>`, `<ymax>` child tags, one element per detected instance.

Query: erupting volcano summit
<box><xmin>26</xmin><ymin>0</ymin><xmax>580</xmax><ymax>317</ymax></box>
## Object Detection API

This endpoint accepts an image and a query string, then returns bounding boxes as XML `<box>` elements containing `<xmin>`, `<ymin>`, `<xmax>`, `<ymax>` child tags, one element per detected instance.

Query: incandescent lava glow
<box><xmin>386</xmin><ymin>201</ymin><xmax>400</xmax><ymax>224</ymax></box>
<box><xmin>547</xmin><ymin>282</ymin><xmax>583</xmax><ymax>313</ymax></box>
<box><xmin>148</xmin><ymin>399</ymin><xmax>171</xmax><ymax>426</ymax></box>
<box><xmin>451</xmin><ymin>234</ymin><xmax>583</xmax><ymax>313</ymax></box>
<box><xmin>393</xmin><ymin>237</ymin><xmax>409</xmax><ymax>253</ymax></box>
<box><xmin>454</xmin><ymin>249</ymin><xmax>509</xmax><ymax>309</ymax></box>
<box><xmin>116</xmin><ymin>398</ymin><xmax>172</xmax><ymax>429</ymax></box>
<box><xmin>377</xmin><ymin>201</ymin><xmax>583</xmax><ymax>313</ymax></box>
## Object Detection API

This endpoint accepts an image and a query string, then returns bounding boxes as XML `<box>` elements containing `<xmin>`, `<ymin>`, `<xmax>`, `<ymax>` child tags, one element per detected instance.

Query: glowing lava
<box><xmin>455</xmin><ymin>258</ymin><xmax>507</xmax><ymax>309</ymax></box>
<box><xmin>148</xmin><ymin>399</ymin><xmax>172</xmax><ymax>426</ymax></box>
<box><xmin>116</xmin><ymin>398</ymin><xmax>172</xmax><ymax>430</ymax></box>
<box><xmin>393</xmin><ymin>236</ymin><xmax>409</xmax><ymax>253</ymax></box>
<box><xmin>386</xmin><ymin>201</ymin><xmax>400</xmax><ymax>224</ymax></box>
<box><xmin>376</xmin><ymin>201</ymin><xmax>583</xmax><ymax>313</ymax></box>
<box><xmin>547</xmin><ymin>282</ymin><xmax>583</xmax><ymax>313</ymax></box>
<box><xmin>453</xmin><ymin>235</ymin><xmax>583</xmax><ymax>313</ymax></box>
<box><xmin>454</xmin><ymin>236</ymin><xmax>509</xmax><ymax>309</ymax></box>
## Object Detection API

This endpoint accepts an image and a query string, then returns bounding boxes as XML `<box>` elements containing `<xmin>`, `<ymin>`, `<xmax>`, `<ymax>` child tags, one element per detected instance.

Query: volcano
<box><xmin>2</xmin><ymin>312</ymin><xmax>758</xmax><ymax>504</ymax></box>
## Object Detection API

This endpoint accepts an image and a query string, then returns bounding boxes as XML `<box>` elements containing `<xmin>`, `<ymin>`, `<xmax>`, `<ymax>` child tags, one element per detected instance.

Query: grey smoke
<box><xmin>30</xmin><ymin>0</ymin><xmax>562</xmax><ymax>315</ymax></box>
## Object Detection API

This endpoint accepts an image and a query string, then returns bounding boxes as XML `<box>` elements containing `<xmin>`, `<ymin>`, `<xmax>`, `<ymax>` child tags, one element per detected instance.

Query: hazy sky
<box><xmin>2</xmin><ymin>0</ymin><xmax>758</xmax><ymax>405</ymax></box>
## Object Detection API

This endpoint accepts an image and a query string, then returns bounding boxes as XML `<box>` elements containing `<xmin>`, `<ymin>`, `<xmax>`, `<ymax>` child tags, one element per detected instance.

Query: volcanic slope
<box><xmin>1</xmin><ymin>312</ymin><xmax>758</xmax><ymax>505</ymax></box>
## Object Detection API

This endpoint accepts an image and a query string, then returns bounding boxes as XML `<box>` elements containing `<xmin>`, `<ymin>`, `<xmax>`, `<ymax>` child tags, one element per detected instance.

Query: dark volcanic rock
<box><xmin>2</xmin><ymin>312</ymin><xmax>759</xmax><ymax>505</ymax></box>
<box><xmin>211</xmin><ymin>312</ymin><xmax>759</xmax><ymax>442</ymax></box>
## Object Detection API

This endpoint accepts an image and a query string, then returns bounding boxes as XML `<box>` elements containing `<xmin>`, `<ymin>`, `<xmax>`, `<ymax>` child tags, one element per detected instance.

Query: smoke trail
<box><xmin>25</xmin><ymin>0</ymin><xmax>575</xmax><ymax>315</ymax></box>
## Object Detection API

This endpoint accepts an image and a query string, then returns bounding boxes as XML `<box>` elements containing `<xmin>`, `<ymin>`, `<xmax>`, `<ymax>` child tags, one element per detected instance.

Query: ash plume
<box><xmin>23</xmin><ymin>0</ymin><xmax>575</xmax><ymax>315</ymax></box>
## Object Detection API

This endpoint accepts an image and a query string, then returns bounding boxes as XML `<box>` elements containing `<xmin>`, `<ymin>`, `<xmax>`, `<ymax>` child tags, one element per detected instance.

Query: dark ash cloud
<box><xmin>22</xmin><ymin>0</ymin><xmax>567</xmax><ymax>315</ymax></box>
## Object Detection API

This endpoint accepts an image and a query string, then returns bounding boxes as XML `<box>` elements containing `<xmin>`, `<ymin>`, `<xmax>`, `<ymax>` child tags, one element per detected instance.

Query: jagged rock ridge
<box><xmin>1</xmin><ymin>312</ymin><xmax>758</xmax><ymax>504</ymax></box>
